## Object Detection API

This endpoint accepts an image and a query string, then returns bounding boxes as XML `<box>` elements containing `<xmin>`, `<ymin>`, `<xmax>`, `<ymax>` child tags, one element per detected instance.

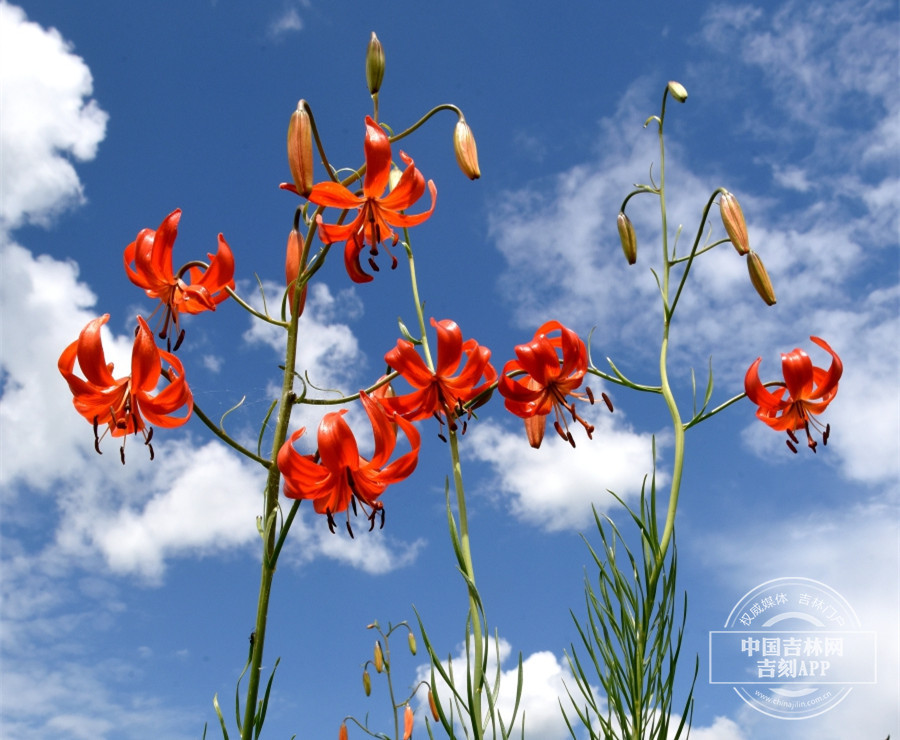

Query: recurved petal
<box><xmin>744</xmin><ymin>357</ymin><xmax>785</xmax><ymax>410</ymax></box>
<box><xmin>809</xmin><ymin>336</ymin><xmax>843</xmax><ymax>398</ymax></box>
<box><xmin>781</xmin><ymin>348</ymin><xmax>815</xmax><ymax>401</ymax></box>
<box><xmin>363</xmin><ymin>116</ymin><xmax>392</xmax><ymax>197</ymax></box>
<box><xmin>433</xmin><ymin>319</ymin><xmax>464</xmax><ymax>376</ymax></box>
<box><xmin>378</xmin><ymin>154</ymin><xmax>426</xmax><ymax>211</ymax></box>
<box><xmin>75</xmin><ymin>314</ymin><xmax>118</xmax><ymax>388</ymax></box>
<box><xmin>307</xmin><ymin>180</ymin><xmax>365</xmax><ymax>210</ymax></box>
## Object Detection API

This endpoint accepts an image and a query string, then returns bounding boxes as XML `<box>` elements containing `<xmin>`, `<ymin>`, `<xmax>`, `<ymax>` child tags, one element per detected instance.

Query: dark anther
<box><xmin>566</xmin><ymin>431</ymin><xmax>576</xmax><ymax>448</ymax></box>
<box><xmin>326</xmin><ymin>510</ymin><xmax>337</xmax><ymax>534</ymax></box>
<box><xmin>145</xmin><ymin>427</ymin><xmax>154</xmax><ymax>444</ymax></box>
<box><xmin>173</xmin><ymin>329</ymin><xmax>186</xmax><ymax>352</ymax></box>
<box><xmin>378</xmin><ymin>508</ymin><xmax>385</xmax><ymax>529</ymax></box>
<box><xmin>94</xmin><ymin>437</ymin><xmax>102</xmax><ymax>455</ymax></box>
<box><xmin>134</xmin><ymin>325</ymin><xmax>140</xmax><ymax>337</ymax></box>
<box><xmin>437</xmin><ymin>432</ymin><xmax>448</xmax><ymax>443</ymax></box>
<box><xmin>787</xmin><ymin>429</ymin><xmax>799</xmax><ymax>444</ymax></box>
<box><xmin>601</xmin><ymin>392</ymin><xmax>614</xmax><ymax>412</ymax></box>
<box><xmin>147</xmin><ymin>442</ymin><xmax>155</xmax><ymax>461</ymax></box>
<box><xmin>368</xmin><ymin>512</ymin><xmax>376</xmax><ymax>532</ymax></box>
<box><xmin>351</xmin><ymin>496</ymin><xmax>359</xmax><ymax>516</ymax></box>
<box><xmin>461</xmin><ymin>420</ymin><xmax>468</xmax><ymax>435</ymax></box>
<box><xmin>786</xmin><ymin>439</ymin><xmax>798</xmax><ymax>454</ymax></box>
<box><xmin>346</xmin><ymin>520</ymin><xmax>355</xmax><ymax>538</ymax></box>
<box><xmin>585</xmin><ymin>386</ymin><xmax>595</xmax><ymax>404</ymax></box>
<box><xmin>368</xmin><ymin>256</ymin><xmax>380</xmax><ymax>272</ymax></box>
<box><xmin>553</xmin><ymin>420</ymin><xmax>567</xmax><ymax>441</ymax></box>
<box><xmin>823</xmin><ymin>424</ymin><xmax>831</xmax><ymax>446</ymax></box>
<box><xmin>389</xmin><ymin>253</ymin><xmax>398</xmax><ymax>270</ymax></box>
<box><xmin>120</xmin><ymin>445</ymin><xmax>126</xmax><ymax>465</ymax></box>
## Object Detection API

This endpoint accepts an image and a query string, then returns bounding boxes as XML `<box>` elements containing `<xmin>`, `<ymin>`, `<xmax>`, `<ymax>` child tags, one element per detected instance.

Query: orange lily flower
<box><xmin>124</xmin><ymin>209</ymin><xmax>235</xmax><ymax>349</ymax></box>
<box><xmin>498</xmin><ymin>320</ymin><xmax>610</xmax><ymax>448</ymax></box>
<box><xmin>306</xmin><ymin>116</ymin><xmax>437</xmax><ymax>283</ymax></box>
<box><xmin>58</xmin><ymin>314</ymin><xmax>193</xmax><ymax>462</ymax></box>
<box><xmin>381</xmin><ymin>319</ymin><xmax>496</xmax><ymax>436</ymax></box>
<box><xmin>744</xmin><ymin>336</ymin><xmax>842</xmax><ymax>453</ymax></box>
<box><xmin>277</xmin><ymin>391</ymin><xmax>420</xmax><ymax>535</ymax></box>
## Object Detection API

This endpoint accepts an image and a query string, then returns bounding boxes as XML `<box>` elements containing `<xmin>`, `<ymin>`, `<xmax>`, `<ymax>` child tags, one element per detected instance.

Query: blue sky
<box><xmin>1</xmin><ymin>1</ymin><xmax>898</xmax><ymax>739</ymax></box>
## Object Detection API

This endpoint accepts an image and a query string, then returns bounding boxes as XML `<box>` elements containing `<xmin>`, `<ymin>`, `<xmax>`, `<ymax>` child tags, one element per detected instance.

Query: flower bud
<box><xmin>407</xmin><ymin>631</ymin><xmax>417</xmax><ymax>655</ymax></box>
<box><xmin>747</xmin><ymin>250</ymin><xmax>777</xmax><ymax>305</ymax></box>
<box><xmin>667</xmin><ymin>81</ymin><xmax>688</xmax><ymax>103</ymax></box>
<box><xmin>403</xmin><ymin>704</ymin><xmax>414</xmax><ymax>740</ymax></box>
<box><xmin>453</xmin><ymin>118</ymin><xmax>481</xmax><ymax>180</ymax></box>
<box><xmin>720</xmin><ymin>190</ymin><xmax>750</xmax><ymax>255</ymax></box>
<box><xmin>373</xmin><ymin>640</ymin><xmax>384</xmax><ymax>673</ymax></box>
<box><xmin>285</xmin><ymin>230</ymin><xmax>308</xmax><ymax>316</ymax></box>
<box><xmin>287</xmin><ymin>101</ymin><xmax>314</xmax><ymax>197</ymax></box>
<box><xmin>339</xmin><ymin>722</ymin><xmax>349</xmax><ymax>740</ymax></box>
<box><xmin>617</xmin><ymin>212</ymin><xmax>637</xmax><ymax>265</ymax></box>
<box><xmin>366</xmin><ymin>32</ymin><xmax>385</xmax><ymax>95</ymax></box>
<box><xmin>362</xmin><ymin>669</ymin><xmax>372</xmax><ymax>696</ymax></box>
<box><xmin>428</xmin><ymin>689</ymin><xmax>440</xmax><ymax>721</ymax></box>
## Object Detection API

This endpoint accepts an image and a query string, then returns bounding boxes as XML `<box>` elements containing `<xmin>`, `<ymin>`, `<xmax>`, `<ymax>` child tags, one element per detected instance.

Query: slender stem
<box><xmin>448</xmin><ymin>427</ymin><xmax>484</xmax><ymax>738</ymax></box>
<box><xmin>238</xmin><ymin>230</ymin><xmax>310</xmax><ymax>740</ymax></box>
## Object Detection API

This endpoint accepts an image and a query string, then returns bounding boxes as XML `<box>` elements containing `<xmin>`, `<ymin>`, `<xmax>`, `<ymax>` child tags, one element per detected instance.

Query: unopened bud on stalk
<box><xmin>285</xmin><ymin>230</ymin><xmax>308</xmax><ymax>316</ymax></box>
<box><xmin>428</xmin><ymin>689</ymin><xmax>440</xmax><ymax>721</ymax></box>
<box><xmin>407</xmin><ymin>631</ymin><xmax>417</xmax><ymax>655</ymax></box>
<box><xmin>373</xmin><ymin>640</ymin><xmax>384</xmax><ymax>673</ymax></box>
<box><xmin>747</xmin><ymin>250</ymin><xmax>777</xmax><ymax>305</ymax></box>
<box><xmin>362</xmin><ymin>669</ymin><xmax>372</xmax><ymax>696</ymax></box>
<box><xmin>720</xmin><ymin>190</ymin><xmax>750</xmax><ymax>255</ymax></box>
<box><xmin>366</xmin><ymin>32</ymin><xmax>385</xmax><ymax>95</ymax></box>
<box><xmin>403</xmin><ymin>705</ymin><xmax>414</xmax><ymax>740</ymax></box>
<box><xmin>339</xmin><ymin>722</ymin><xmax>349</xmax><ymax>740</ymax></box>
<box><xmin>453</xmin><ymin>118</ymin><xmax>481</xmax><ymax>179</ymax></box>
<box><xmin>287</xmin><ymin>101</ymin><xmax>314</xmax><ymax>197</ymax></box>
<box><xmin>667</xmin><ymin>80</ymin><xmax>688</xmax><ymax>103</ymax></box>
<box><xmin>617</xmin><ymin>212</ymin><xmax>637</xmax><ymax>265</ymax></box>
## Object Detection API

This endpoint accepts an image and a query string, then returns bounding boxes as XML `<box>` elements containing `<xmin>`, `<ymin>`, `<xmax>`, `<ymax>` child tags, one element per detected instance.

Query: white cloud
<box><xmin>267</xmin><ymin>4</ymin><xmax>304</xmax><ymax>40</ymax></box>
<box><xmin>0</xmin><ymin>3</ymin><xmax>108</xmax><ymax>231</ymax></box>
<box><xmin>467</xmin><ymin>407</ymin><xmax>668</xmax><ymax>531</ymax></box>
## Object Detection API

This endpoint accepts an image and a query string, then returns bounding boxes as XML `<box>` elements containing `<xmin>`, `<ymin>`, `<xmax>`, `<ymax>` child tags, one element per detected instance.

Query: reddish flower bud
<box><xmin>366</xmin><ymin>32</ymin><xmax>385</xmax><ymax>95</ymax></box>
<box><xmin>362</xmin><ymin>669</ymin><xmax>371</xmax><ymax>696</ymax></box>
<box><xmin>453</xmin><ymin>118</ymin><xmax>481</xmax><ymax>180</ymax></box>
<box><xmin>339</xmin><ymin>722</ymin><xmax>349</xmax><ymax>740</ymax></box>
<box><xmin>427</xmin><ymin>689</ymin><xmax>440</xmax><ymax>722</ymax></box>
<box><xmin>667</xmin><ymin>80</ymin><xmax>688</xmax><ymax>103</ymax></box>
<box><xmin>720</xmin><ymin>190</ymin><xmax>750</xmax><ymax>255</ymax></box>
<box><xmin>403</xmin><ymin>704</ymin><xmax>414</xmax><ymax>740</ymax></box>
<box><xmin>617</xmin><ymin>212</ymin><xmax>637</xmax><ymax>265</ymax></box>
<box><xmin>285</xmin><ymin>230</ymin><xmax>308</xmax><ymax>317</ymax></box>
<box><xmin>747</xmin><ymin>250</ymin><xmax>777</xmax><ymax>305</ymax></box>
<box><xmin>287</xmin><ymin>101</ymin><xmax>314</xmax><ymax>197</ymax></box>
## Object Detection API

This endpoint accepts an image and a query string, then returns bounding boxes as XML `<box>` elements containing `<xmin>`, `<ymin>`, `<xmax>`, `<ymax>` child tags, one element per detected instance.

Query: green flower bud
<box><xmin>366</xmin><ymin>32</ymin><xmax>385</xmax><ymax>95</ymax></box>
<box><xmin>747</xmin><ymin>250</ymin><xmax>777</xmax><ymax>305</ymax></box>
<box><xmin>373</xmin><ymin>640</ymin><xmax>384</xmax><ymax>673</ymax></box>
<box><xmin>617</xmin><ymin>212</ymin><xmax>637</xmax><ymax>265</ymax></box>
<box><xmin>407</xmin><ymin>631</ymin><xmax>417</xmax><ymax>655</ymax></box>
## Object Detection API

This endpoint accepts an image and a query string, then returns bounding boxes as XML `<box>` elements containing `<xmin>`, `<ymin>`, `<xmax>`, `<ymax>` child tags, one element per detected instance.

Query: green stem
<box><xmin>238</xmin><ymin>229</ymin><xmax>311</xmax><ymax>740</ymax></box>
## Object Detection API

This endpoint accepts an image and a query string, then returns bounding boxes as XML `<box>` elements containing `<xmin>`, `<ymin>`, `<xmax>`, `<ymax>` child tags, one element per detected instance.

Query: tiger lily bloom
<box><xmin>305</xmin><ymin>116</ymin><xmax>437</xmax><ymax>283</ymax></box>
<box><xmin>277</xmin><ymin>391</ymin><xmax>420</xmax><ymax>535</ymax></box>
<box><xmin>498</xmin><ymin>321</ymin><xmax>610</xmax><ymax>449</ymax></box>
<box><xmin>58</xmin><ymin>314</ymin><xmax>193</xmax><ymax>462</ymax></box>
<box><xmin>744</xmin><ymin>336</ymin><xmax>842</xmax><ymax>453</ymax></box>
<box><xmin>124</xmin><ymin>209</ymin><xmax>235</xmax><ymax>349</ymax></box>
<box><xmin>381</xmin><ymin>319</ymin><xmax>496</xmax><ymax>436</ymax></box>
